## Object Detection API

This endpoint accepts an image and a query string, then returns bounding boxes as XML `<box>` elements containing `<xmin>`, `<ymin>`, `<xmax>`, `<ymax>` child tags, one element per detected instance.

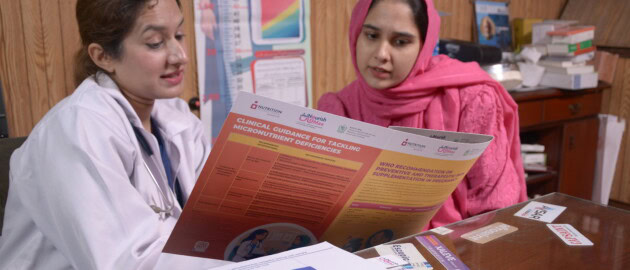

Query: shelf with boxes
<box><xmin>512</xmin><ymin>82</ymin><xmax>608</xmax><ymax>199</ymax></box>
<box><xmin>520</xmin><ymin>143</ymin><xmax>554</xmax><ymax>186</ymax></box>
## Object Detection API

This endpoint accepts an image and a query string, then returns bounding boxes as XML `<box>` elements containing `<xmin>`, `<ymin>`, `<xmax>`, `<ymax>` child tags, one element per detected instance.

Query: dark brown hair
<box><xmin>74</xmin><ymin>0</ymin><xmax>182</xmax><ymax>86</ymax></box>
<box><xmin>369</xmin><ymin>0</ymin><xmax>428</xmax><ymax>43</ymax></box>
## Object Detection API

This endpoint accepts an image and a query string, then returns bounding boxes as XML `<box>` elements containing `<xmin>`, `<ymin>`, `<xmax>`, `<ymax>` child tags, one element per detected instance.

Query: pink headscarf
<box><xmin>319</xmin><ymin>0</ymin><xmax>527</xmax><ymax>228</ymax></box>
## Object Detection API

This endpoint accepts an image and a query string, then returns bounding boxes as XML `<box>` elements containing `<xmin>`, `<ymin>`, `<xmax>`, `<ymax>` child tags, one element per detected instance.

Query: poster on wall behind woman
<box><xmin>474</xmin><ymin>0</ymin><xmax>512</xmax><ymax>51</ymax></box>
<box><xmin>195</xmin><ymin>0</ymin><xmax>313</xmax><ymax>144</ymax></box>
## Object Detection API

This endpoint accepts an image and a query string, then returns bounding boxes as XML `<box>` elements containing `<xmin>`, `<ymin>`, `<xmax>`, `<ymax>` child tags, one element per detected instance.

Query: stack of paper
<box><xmin>540</xmin><ymin>72</ymin><xmax>598</xmax><ymax>90</ymax></box>
<box><xmin>538</xmin><ymin>25</ymin><xmax>598</xmax><ymax>89</ymax></box>
<box><xmin>532</xmin><ymin>20</ymin><xmax>577</xmax><ymax>45</ymax></box>
<box><xmin>521</xmin><ymin>143</ymin><xmax>549</xmax><ymax>173</ymax></box>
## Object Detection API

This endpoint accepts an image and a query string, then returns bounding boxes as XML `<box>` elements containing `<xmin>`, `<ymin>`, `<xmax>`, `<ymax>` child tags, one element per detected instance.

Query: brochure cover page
<box><xmin>163</xmin><ymin>92</ymin><xmax>493</xmax><ymax>262</ymax></box>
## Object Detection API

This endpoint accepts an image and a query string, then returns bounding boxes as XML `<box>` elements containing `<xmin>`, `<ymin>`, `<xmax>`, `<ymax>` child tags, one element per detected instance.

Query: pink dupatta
<box><xmin>318</xmin><ymin>0</ymin><xmax>527</xmax><ymax>229</ymax></box>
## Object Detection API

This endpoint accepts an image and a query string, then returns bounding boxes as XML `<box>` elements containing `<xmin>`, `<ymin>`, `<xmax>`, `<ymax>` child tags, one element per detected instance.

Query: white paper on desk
<box><xmin>514</xmin><ymin>201</ymin><xmax>566</xmax><ymax>223</ymax></box>
<box><xmin>593</xmin><ymin>114</ymin><xmax>626</xmax><ymax>205</ymax></box>
<box><xmin>366</xmin><ymin>255</ymin><xmax>412</xmax><ymax>270</ymax></box>
<box><xmin>375</xmin><ymin>243</ymin><xmax>433</xmax><ymax>270</ymax></box>
<box><xmin>210</xmin><ymin>242</ymin><xmax>385</xmax><ymax>270</ymax></box>
<box><xmin>517</xmin><ymin>62</ymin><xmax>545</xmax><ymax>87</ymax></box>
<box><xmin>520</xmin><ymin>46</ymin><xmax>543</xmax><ymax>63</ymax></box>
<box><xmin>511</xmin><ymin>85</ymin><xmax>548</xmax><ymax>92</ymax></box>
<box><xmin>430</xmin><ymin>226</ymin><xmax>453</xmax><ymax>236</ymax></box>
<box><xmin>547</xmin><ymin>224</ymin><xmax>593</xmax><ymax>246</ymax></box>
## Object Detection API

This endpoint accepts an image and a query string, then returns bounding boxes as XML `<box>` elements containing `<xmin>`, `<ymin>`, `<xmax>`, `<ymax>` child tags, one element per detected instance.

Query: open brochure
<box><xmin>163</xmin><ymin>92</ymin><xmax>493</xmax><ymax>261</ymax></box>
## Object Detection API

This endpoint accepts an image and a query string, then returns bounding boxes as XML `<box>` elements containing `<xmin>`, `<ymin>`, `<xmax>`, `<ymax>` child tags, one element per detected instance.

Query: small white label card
<box><xmin>547</xmin><ymin>224</ymin><xmax>593</xmax><ymax>246</ymax></box>
<box><xmin>460</xmin><ymin>222</ymin><xmax>518</xmax><ymax>244</ymax></box>
<box><xmin>514</xmin><ymin>201</ymin><xmax>566</xmax><ymax>223</ymax></box>
<box><xmin>430</xmin><ymin>226</ymin><xmax>454</xmax><ymax>235</ymax></box>
<box><xmin>366</xmin><ymin>255</ymin><xmax>412</xmax><ymax>270</ymax></box>
<box><xmin>375</xmin><ymin>243</ymin><xmax>433</xmax><ymax>270</ymax></box>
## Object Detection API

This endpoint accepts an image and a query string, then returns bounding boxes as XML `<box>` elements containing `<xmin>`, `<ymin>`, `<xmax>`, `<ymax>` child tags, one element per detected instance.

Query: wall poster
<box><xmin>194</xmin><ymin>0</ymin><xmax>313</xmax><ymax>143</ymax></box>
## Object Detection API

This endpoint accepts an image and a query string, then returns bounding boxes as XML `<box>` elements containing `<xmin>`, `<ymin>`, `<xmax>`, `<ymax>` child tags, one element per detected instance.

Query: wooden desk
<box><xmin>510</xmin><ymin>83</ymin><xmax>609</xmax><ymax>199</ymax></box>
<box><xmin>355</xmin><ymin>193</ymin><xmax>630</xmax><ymax>270</ymax></box>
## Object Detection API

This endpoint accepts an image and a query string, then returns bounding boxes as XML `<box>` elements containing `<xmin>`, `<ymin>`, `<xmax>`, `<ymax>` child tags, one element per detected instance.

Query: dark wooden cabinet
<box><xmin>558</xmin><ymin>118</ymin><xmax>600</xmax><ymax>199</ymax></box>
<box><xmin>511</xmin><ymin>83</ymin><xmax>608</xmax><ymax>200</ymax></box>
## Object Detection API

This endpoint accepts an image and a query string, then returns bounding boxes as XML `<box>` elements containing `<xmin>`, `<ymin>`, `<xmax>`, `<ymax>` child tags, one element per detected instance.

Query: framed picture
<box><xmin>474</xmin><ymin>0</ymin><xmax>512</xmax><ymax>51</ymax></box>
<box><xmin>250</xmin><ymin>0</ymin><xmax>304</xmax><ymax>45</ymax></box>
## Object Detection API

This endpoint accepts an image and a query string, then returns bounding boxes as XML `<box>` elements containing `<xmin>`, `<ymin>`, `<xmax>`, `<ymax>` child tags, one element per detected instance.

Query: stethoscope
<box><xmin>132</xmin><ymin>125</ymin><xmax>176</xmax><ymax>219</ymax></box>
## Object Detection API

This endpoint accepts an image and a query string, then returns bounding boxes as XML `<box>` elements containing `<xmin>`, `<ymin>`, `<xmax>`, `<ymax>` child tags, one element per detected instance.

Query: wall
<box><xmin>603</xmin><ymin>57</ymin><xmax>630</xmax><ymax>203</ymax></box>
<box><xmin>1</xmin><ymin>0</ymin><xmax>75</xmax><ymax>137</ymax></box>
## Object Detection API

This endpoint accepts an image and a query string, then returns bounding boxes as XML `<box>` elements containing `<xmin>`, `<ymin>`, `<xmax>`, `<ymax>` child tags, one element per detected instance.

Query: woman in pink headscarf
<box><xmin>318</xmin><ymin>0</ymin><xmax>527</xmax><ymax>229</ymax></box>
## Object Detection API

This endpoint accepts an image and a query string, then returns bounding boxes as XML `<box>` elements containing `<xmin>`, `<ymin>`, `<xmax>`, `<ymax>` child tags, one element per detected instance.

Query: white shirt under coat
<box><xmin>0</xmin><ymin>73</ymin><xmax>230</xmax><ymax>269</ymax></box>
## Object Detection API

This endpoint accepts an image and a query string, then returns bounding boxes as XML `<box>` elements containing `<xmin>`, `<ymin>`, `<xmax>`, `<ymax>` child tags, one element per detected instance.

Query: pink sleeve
<box><xmin>317</xmin><ymin>92</ymin><xmax>348</xmax><ymax>117</ymax></box>
<box><xmin>426</xmin><ymin>187</ymin><xmax>465</xmax><ymax>229</ymax></box>
<box><xmin>458</xmin><ymin>84</ymin><xmax>524</xmax><ymax>216</ymax></box>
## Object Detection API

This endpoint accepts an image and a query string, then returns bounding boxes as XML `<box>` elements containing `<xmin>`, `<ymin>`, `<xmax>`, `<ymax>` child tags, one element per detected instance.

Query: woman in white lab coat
<box><xmin>231</xmin><ymin>229</ymin><xmax>269</xmax><ymax>262</ymax></box>
<box><xmin>0</xmin><ymin>0</ymin><xmax>228</xmax><ymax>268</ymax></box>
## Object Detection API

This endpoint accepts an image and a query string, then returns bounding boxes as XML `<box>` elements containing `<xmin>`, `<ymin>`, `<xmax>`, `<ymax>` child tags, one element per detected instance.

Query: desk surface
<box><xmin>509</xmin><ymin>82</ymin><xmax>609</xmax><ymax>103</ymax></box>
<box><xmin>355</xmin><ymin>193</ymin><xmax>630</xmax><ymax>270</ymax></box>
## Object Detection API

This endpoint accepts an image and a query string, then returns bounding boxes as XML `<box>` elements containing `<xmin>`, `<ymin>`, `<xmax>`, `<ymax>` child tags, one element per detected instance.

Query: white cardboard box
<box><xmin>540</xmin><ymin>72</ymin><xmax>598</xmax><ymax>90</ymax></box>
<box><xmin>532</xmin><ymin>20</ymin><xmax>577</xmax><ymax>44</ymax></box>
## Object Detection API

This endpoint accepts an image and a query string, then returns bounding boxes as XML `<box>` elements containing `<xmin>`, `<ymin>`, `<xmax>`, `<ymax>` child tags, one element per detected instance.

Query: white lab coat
<box><xmin>0</xmin><ymin>73</ymin><xmax>230</xmax><ymax>269</ymax></box>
